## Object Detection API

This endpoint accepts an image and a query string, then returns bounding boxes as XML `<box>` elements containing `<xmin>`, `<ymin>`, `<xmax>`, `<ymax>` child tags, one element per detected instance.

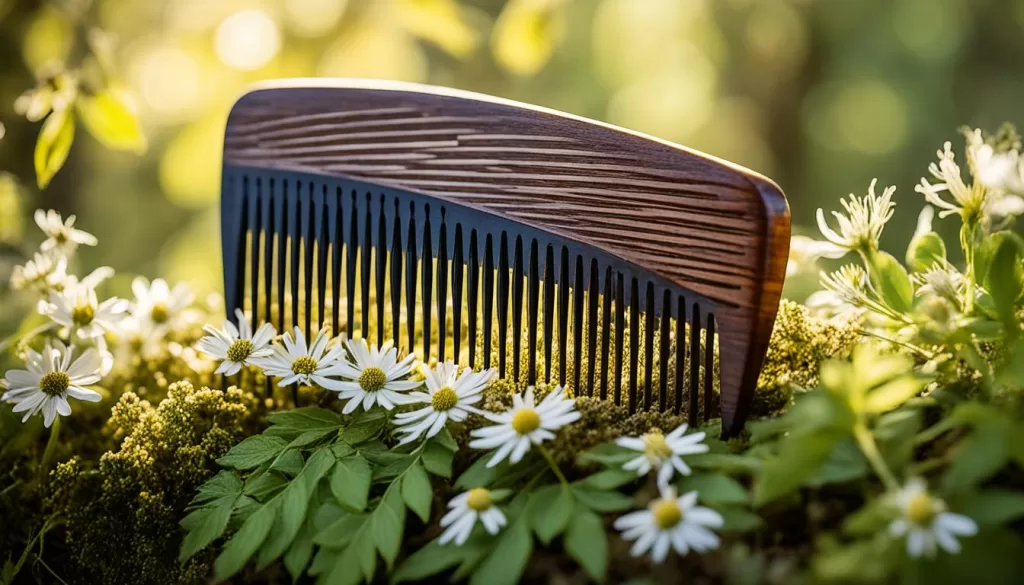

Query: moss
<box><xmin>48</xmin><ymin>381</ymin><xmax>264</xmax><ymax>585</ymax></box>
<box><xmin>752</xmin><ymin>301</ymin><xmax>860</xmax><ymax>416</ymax></box>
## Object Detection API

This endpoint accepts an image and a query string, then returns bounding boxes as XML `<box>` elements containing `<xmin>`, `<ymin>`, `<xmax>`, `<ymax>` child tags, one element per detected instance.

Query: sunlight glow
<box><xmin>214</xmin><ymin>9</ymin><xmax>280</xmax><ymax>71</ymax></box>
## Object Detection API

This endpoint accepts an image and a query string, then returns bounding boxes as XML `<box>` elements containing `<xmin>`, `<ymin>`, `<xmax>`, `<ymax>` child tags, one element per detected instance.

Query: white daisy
<box><xmin>116</xmin><ymin>315</ymin><xmax>166</xmax><ymax>361</ymax></box>
<box><xmin>131</xmin><ymin>277</ymin><xmax>196</xmax><ymax>331</ymax></box>
<box><xmin>816</xmin><ymin>179</ymin><xmax>896</xmax><ymax>254</ymax></box>
<box><xmin>197</xmin><ymin>309</ymin><xmax>277</xmax><ymax>376</ymax></box>
<box><xmin>42</xmin><ymin>286</ymin><xmax>128</xmax><ymax>341</ymax></box>
<box><xmin>34</xmin><ymin>209</ymin><xmax>97</xmax><ymax>255</ymax></box>
<box><xmin>468</xmin><ymin>386</ymin><xmax>581</xmax><ymax>468</ymax></box>
<box><xmin>614</xmin><ymin>487</ymin><xmax>724</xmax><ymax>563</ymax></box>
<box><xmin>394</xmin><ymin>362</ymin><xmax>496</xmax><ymax>445</ymax></box>
<box><xmin>785</xmin><ymin>235</ymin><xmax>847</xmax><ymax>277</ymax></box>
<box><xmin>253</xmin><ymin>327</ymin><xmax>343</xmax><ymax>388</ymax></box>
<box><xmin>317</xmin><ymin>338</ymin><xmax>420</xmax><ymax>414</ymax></box>
<box><xmin>888</xmin><ymin>478</ymin><xmax>977</xmax><ymax>558</ymax></box>
<box><xmin>616</xmin><ymin>423</ymin><xmax>709</xmax><ymax>488</ymax></box>
<box><xmin>2</xmin><ymin>340</ymin><xmax>104</xmax><ymax>427</ymax></box>
<box><xmin>438</xmin><ymin>488</ymin><xmax>509</xmax><ymax>546</ymax></box>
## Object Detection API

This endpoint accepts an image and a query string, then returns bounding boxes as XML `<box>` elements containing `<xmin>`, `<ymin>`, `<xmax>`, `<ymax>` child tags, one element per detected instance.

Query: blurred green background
<box><xmin>1</xmin><ymin>0</ymin><xmax>1023</xmax><ymax>306</ymax></box>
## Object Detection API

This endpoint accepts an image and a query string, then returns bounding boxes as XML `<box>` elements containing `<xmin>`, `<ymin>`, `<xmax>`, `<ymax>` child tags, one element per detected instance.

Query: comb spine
<box><xmin>628</xmin><ymin>277</ymin><xmax>638</xmax><ymax>413</ymax></box>
<box><xmin>467</xmin><ymin>230</ymin><xmax>479</xmax><ymax>368</ymax></box>
<box><xmin>703</xmin><ymin>314</ymin><xmax>716</xmax><ymax>422</ymax></box>
<box><xmin>328</xmin><ymin>186</ymin><xmax>342</xmax><ymax>336</ymax></box>
<box><xmin>345</xmin><ymin>190</ymin><xmax>358</xmax><ymax>338</ymax></box>
<box><xmin>390</xmin><ymin>200</ymin><xmax>403</xmax><ymax>345</ymax></box>
<box><xmin>421</xmin><ymin>209</ymin><xmax>433</xmax><ymax>359</ymax></box>
<box><xmin>659</xmin><ymin>288</ymin><xmax>671</xmax><ymax>412</ymax></box>
<box><xmin>361</xmin><ymin>194</ymin><xmax>372</xmax><ymax>338</ymax></box>
<box><xmin>452</xmin><ymin>224</ymin><xmax>464</xmax><ymax>364</ymax></box>
<box><xmin>247</xmin><ymin>176</ymin><xmax>260</xmax><ymax>323</ymax></box>
<box><xmin>644</xmin><ymin>282</ymin><xmax>655</xmax><ymax>411</ymax></box>
<box><xmin>436</xmin><ymin>217</ymin><xmax>448</xmax><ymax>362</ymax></box>
<box><xmin>496</xmin><ymin>233</ymin><xmax>509</xmax><ymax>377</ymax></box>
<box><xmin>289</xmin><ymin>180</ymin><xmax>301</xmax><ymax>332</ymax></box>
<box><xmin>316</xmin><ymin>184</ymin><xmax>329</xmax><ymax>330</ymax></box>
<box><xmin>599</xmin><ymin>266</ymin><xmax>611</xmax><ymax>401</ymax></box>
<box><xmin>527</xmin><ymin>240</ymin><xmax>540</xmax><ymax>385</ymax></box>
<box><xmin>572</xmin><ymin>256</ymin><xmax>584</xmax><ymax>393</ymax></box>
<box><xmin>262</xmin><ymin>179</ymin><xmax>274</xmax><ymax>324</ymax></box>
<box><xmin>512</xmin><ymin>237</ymin><xmax>524</xmax><ymax>383</ymax></box>
<box><xmin>689</xmin><ymin>303</ymin><xmax>701</xmax><ymax>426</ymax></box>
<box><xmin>405</xmin><ymin>203</ymin><xmax>418</xmax><ymax>354</ymax></box>
<box><xmin>376</xmin><ymin>196</ymin><xmax>387</xmax><ymax>347</ymax></box>
<box><xmin>542</xmin><ymin>244</ymin><xmax>554</xmax><ymax>383</ymax></box>
<box><xmin>221</xmin><ymin>173</ymin><xmax>245</xmax><ymax>322</ymax></box>
<box><xmin>483</xmin><ymin>234</ymin><xmax>496</xmax><ymax>370</ymax></box>
<box><xmin>275</xmin><ymin>180</ymin><xmax>288</xmax><ymax>332</ymax></box>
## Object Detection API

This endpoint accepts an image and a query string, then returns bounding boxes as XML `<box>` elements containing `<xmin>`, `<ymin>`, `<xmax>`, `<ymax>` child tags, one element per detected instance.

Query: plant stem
<box><xmin>852</xmin><ymin>422</ymin><xmax>899</xmax><ymax>492</ymax></box>
<box><xmin>38</xmin><ymin>417</ymin><xmax>62</xmax><ymax>481</ymax></box>
<box><xmin>961</xmin><ymin>222</ymin><xmax>977</xmax><ymax>314</ymax></box>
<box><xmin>537</xmin><ymin>444</ymin><xmax>569</xmax><ymax>487</ymax></box>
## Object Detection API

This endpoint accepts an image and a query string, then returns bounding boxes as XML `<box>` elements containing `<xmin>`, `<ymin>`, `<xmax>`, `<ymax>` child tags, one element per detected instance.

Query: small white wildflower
<box><xmin>914</xmin><ymin>136</ymin><xmax>1022</xmax><ymax>224</ymax></box>
<box><xmin>888</xmin><ymin>478</ymin><xmax>977</xmax><ymax>558</ymax></box>
<box><xmin>969</xmin><ymin>127</ymin><xmax>1024</xmax><ymax>196</ymax></box>
<box><xmin>116</xmin><ymin>315</ymin><xmax>166</xmax><ymax>361</ymax></box>
<box><xmin>42</xmin><ymin>286</ymin><xmax>128</xmax><ymax>341</ymax></box>
<box><xmin>131</xmin><ymin>277</ymin><xmax>196</xmax><ymax>331</ymax></box>
<box><xmin>913</xmin><ymin>260</ymin><xmax>965</xmax><ymax>308</ymax></box>
<box><xmin>197</xmin><ymin>308</ymin><xmax>277</xmax><ymax>376</ymax></box>
<box><xmin>34</xmin><ymin>209</ymin><xmax>97</xmax><ymax>255</ymax></box>
<box><xmin>1</xmin><ymin>340</ymin><xmax>103</xmax><ymax>427</ymax></box>
<box><xmin>816</xmin><ymin>179</ymin><xmax>895</xmax><ymax>253</ymax></box>
<box><xmin>786</xmin><ymin>236</ymin><xmax>847</xmax><ymax>277</ymax></box>
<box><xmin>394</xmin><ymin>362</ymin><xmax>496</xmax><ymax>445</ymax></box>
<box><xmin>318</xmin><ymin>338</ymin><xmax>419</xmax><ymax>414</ymax></box>
<box><xmin>468</xmin><ymin>386</ymin><xmax>581</xmax><ymax>468</ymax></box>
<box><xmin>614</xmin><ymin>487</ymin><xmax>724</xmax><ymax>562</ymax></box>
<box><xmin>10</xmin><ymin>252</ymin><xmax>65</xmax><ymax>292</ymax></box>
<box><xmin>819</xmin><ymin>264</ymin><xmax>871</xmax><ymax>307</ymax></box>
<box><xmin>253</xmin><ymin>327</ymin><xmax>343</xmax><ymax>388</ymax></box>
<box><xmin>438</xmin><ymin>488</ymin><xmax>509</xmax><ymax>546</ymax></box>
<box><xmin>616</xmin><ymin>423</ymin><xmax>709</xmax><ymax>488</ymax></box>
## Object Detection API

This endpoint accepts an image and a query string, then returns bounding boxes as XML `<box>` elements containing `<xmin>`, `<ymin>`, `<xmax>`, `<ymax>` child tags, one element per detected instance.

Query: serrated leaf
<box><xmin>322</xmin><ymin>537</ymin><xmax>369</xmax><ymax>585</ymax></box>
<box><xmin>455</xmin><ymin>455</ymin><xmax>504</xmax><ymax>489</ymax></box>
<box><xmin>469</xmin><ymin>516</ymin><xmax>532</xmax><ymax>585</ymax></box>
<box><xmin>286</xmin><ymin>428</ymin><xmax>336</xmax><ymax>449</ymax></box>
<box><xmin>34</xmin><ymin>108</ymin><xmax>75</xmax><ymax>189</ymax></box>
<box><xmin>267</xmin><ymin>407</ymin><xmax>343</xmax><ymax>430</ymax></box>
<box><xmin>75</xmin><ymin>89</ymin><xmax>146</xmax><ymax>153</ymax></box>
<box><xmin>565</xmin><ymin>509</ymin><xmax>607</xmax><ymax>582</ymax></box>
<box><xmin>257</xmin><ymin>449</ymin><xmax>335</xmax><ymax>568</ymax></box>
<box><xmin>313</xmin><ymin>513</ymin><xmax>367</xmax><ymax>549</ymax></box>
<box><xmin>331</xmin><ymin>455</ymin><xmax>372</xmax><ymax>511</ymax></box>
<box><xmin>678</xmin><ymin>474</ymin><xmax>748</xmax><ymax>505</ymax></box>
<box><xmin>214</xmin><ymin>501</ymin><xmax>278</xmax><ymax>581</ymax></box>
<box><xmin>422</xmin><ymin>442</ymin><xmax>455</xmax><ymax>478</ymax></box>
<box><xmin>244</xmin><ymin>471</ymin><xmax>288</xmax><ymax>500</ymax></box>
<box><xmin>906</xmin><ymin>231</ymin><xmax>946</xmax><ymax>272</ymax></box>
<box><xmin>402</xmin><ymin>462</ymin><xmax>433</xmax><ymax>522</ymax></box>
<box><xmin>754</xmin><ymin>428</ymin><xmax>848</xmax><ymax>507</ymax></box>
<box><xmin>373</xmin><ymin>454</ymin><xmax>416</xmax><ymax>483</ymax></box>
<box><xmin>529</xmin><ymin>485</ymin><xmax>574</xmax><ymax>544</ymax></box>
<box><xmin>179</xmin><ymin>502</ymin><xmax>235</xmax><ymax>562</ymax></box>
<box><xmin>372</xmin><ymin>488</ymin><xmax>406</xmax><ymax>569</ymax></box>
<box><xmin>217</xmin><ymin>435</ymin><xmax>288</xmax><ymax>470</ymax></box>
<box><xmin>192</xmin><ymin>470</ymin><xmax>244</xmax><ymax>504</ymax></box>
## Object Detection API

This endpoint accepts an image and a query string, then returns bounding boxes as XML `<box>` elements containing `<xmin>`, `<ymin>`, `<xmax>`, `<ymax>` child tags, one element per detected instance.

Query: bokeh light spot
<box><xmin>805</xmin><ymin>79</ymin><xmax>908</xmax><ymax>156</ymax></box>
<box><xmin>284</xmin><ymin>0</ymin><xmax>347</xmax><ymax>38</ymax></box>
<box><xmin>214</xmin><ymin>9</ymin><xmax>280</xmax><ymax>71</ymax></box>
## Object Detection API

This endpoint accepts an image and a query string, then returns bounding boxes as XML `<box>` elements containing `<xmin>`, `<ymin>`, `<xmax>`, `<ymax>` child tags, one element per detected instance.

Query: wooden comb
<box><xmin>220</xmin><ymin>79</ymin><xmax>790</xmax><ymax>437</ymax></box>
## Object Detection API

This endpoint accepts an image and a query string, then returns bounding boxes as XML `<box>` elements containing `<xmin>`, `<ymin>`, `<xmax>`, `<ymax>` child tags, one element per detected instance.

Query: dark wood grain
<box><xmin>222</xmin><ymin>79</ymin><xmax>790</xmax><ymax>435</ymax></box>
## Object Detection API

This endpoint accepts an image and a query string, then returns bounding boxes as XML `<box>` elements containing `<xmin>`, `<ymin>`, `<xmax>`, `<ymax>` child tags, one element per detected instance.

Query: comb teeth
<box><xmin>224</xmin><ymin>168</ymin><xmax>722</xmax><ymax>424</ymax></box>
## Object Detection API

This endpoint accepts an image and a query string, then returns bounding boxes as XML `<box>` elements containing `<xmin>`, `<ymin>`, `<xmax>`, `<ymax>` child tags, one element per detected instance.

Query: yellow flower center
<box><xmin>466</xmin><ymin>488</ymin><xmax>492</xmax><ymax>511</ymax></box>
<box><xmin>651</xmin><ymin>498</ymin><xmax>684</xmax><ymax>530</ymax></box>
<box><xmin>150</xmin><ymin>303</ymin><xmax>170</xmax><ymax>324</ymax></box>
<box><xmin>291</xmin><ymin>355</ymin><xmax>318</xmax><ymax>376</ymax></box>
<box><xmin>906</xmin><ymin>493</ymin><xmax>938</xmax><ymax>526</ymax></box>
<box><xmin>511</xmin><ymin>408</ymin><xmax>541</xmax><ymax>435</ymax></box>
<box><xmin>227</xmin><ymin>339</ymin><xmax>254</xmax><ymax>362</ymax></box>
<box><xmin>359</xmin><ymin>367</ymin><xmax>387</xmax><ymax>392</ymax></box>
<box><xmin>40</xmin><ymin>371</ymin><xmax>70</xmax><ymax>396</ymax></box>
<box><xmin>643</xmin><ymin>430</ymin><xmax>673</xmax><ymax>461</ymax></box>
<box><xmin>431</xmin><ymin>386</ymin><xmax>459</xmax><ymax>411</ymax></box>
<box><xmin>54</xmin><ymin>228</ymin><xmax>69</xmax><ymax>244</ymax></box>
<box><xmin>72</xmin><ymin>303</ymin><xmax>94</xmax><ymax>326</ymax></box>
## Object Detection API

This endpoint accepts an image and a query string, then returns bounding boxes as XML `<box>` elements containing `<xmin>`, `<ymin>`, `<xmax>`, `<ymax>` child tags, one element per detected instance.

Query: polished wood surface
<box><xmin>222</xmin><ymin>79</ymin><xmax>791</xmax><ymax>434</ymax></box>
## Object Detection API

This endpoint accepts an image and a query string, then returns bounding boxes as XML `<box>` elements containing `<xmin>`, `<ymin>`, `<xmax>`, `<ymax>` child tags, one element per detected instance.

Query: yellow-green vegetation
<box><xmin>47</xmin><ymin>382</ymin><xmax>264</xmax><ymax>585</ymax></box>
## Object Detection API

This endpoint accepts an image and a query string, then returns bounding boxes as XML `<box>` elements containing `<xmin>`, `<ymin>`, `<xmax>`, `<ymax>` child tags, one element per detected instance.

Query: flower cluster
<box><xmin>2</xmin><ymin>209</ymin><xmax>208</xmax><ymax>428</ymax></box>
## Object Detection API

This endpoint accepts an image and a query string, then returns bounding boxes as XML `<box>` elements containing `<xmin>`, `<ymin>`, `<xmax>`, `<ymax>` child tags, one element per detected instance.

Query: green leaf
<box><xmin>455</xmin><ymin>455</ymin><xmax>503</xmax><ymax>489</ymax></box>
<box><xmin>286</xmin><ymin>428</ymin><xmax>336</xmax><ymax>449</ymax></box>
<box><xmin>283</xmin><ymin>510</ymin><xmax>318</xmax><ymax>582</ymax></box>
<box><xmin>578</xmin><ymin>442</ymin><xmax>635</xmax><ymax>467</ymax></box>
<box><xmin>754</xmin><ymin>428</ymin><xmax>848</xmax><ymax>507</ymax></box>
<box><xmin>906</xmin><ymin>231</ymin><xmax>946</xmax><ymax>272</ymax></box>
<box><xmin>322</xmin><ymin>536</ymin><xmax>370</xmax><ymax>585</ymax></box>
<box><xmin>987</xmin><ymin>236</ymin><xmax>1023</xmax><ymax>337</ymax></box>
<box><xmin>34</xmin><ymin>108</ymin><xmax>75</xmax><ymax>189</ymax></box>
<box><xmin>529</xmin><ymin>485</ymin><xmax>574</xmax><ymax>545</ymax></box>
<box><xmin>218</xmin><ymin>435</ymin><xmax>288</xmax><ymax>470</ymax></box>
<box><xmin>257</xmin><ymin>449</ymin><xmax>335</xmax><ymax>568</ymax></box>
<box><xmin>564</xmin><ymin>509</ymin><xmax>607</xmax><ymax>583</ymax></box>
<box><xmin>244</xmin><ymin>471</ymin><xmax>288</xmax><ymax>500</ymax></box>
<box><xmin>678</xmin><ymin>474</ymin><xmax>748</xmax><ymax>505</ymax></box>
<box><xmin>313</xmin><ymin>513</ymin><xmax>367</xmax><ymax>549</ymax></box>
<box><xmin>942</xmin><ymin>426</ymin><xmax>1010</xmax><ymax>493</ymax></box>
<box><xmin>432</xmin><ymin>427</ymin><xmax>459</xmax><ymax>452</ymax></box>
<box><xmin>959</xmin><ymin>489</ymin><xmax>1024</xmax><ymax>526</ymax></box>
<box><xmin>843</xmin><ymin>497</ymin><xmax>892</xmax><ymax>536</ymax></box>
<box><xmin>393</xmin><ymin>539</ymin><xmax>485</xmax><ymax>584</ymax></box>
<box><xmin>267</xmin><ymin>407</ymin><xmax>343</xmax><ymax>431</ymax></box>
<box><xmin>75</xmin><ymin>89</ymin><xmax>146</xmax><ymax>153</ymax></box>
<box><xmin>342</xmin><ymin>409</ymin><xmax>388</xmax><ymax>444</ymax></box>
<box><xmin>907</xmin><ymin>527</ymin><xmax>1024</xmax><ymax>585</ymax></box>
<box><xmin>422</xmin><ymin>442</ymin><xmax>455</xmax><ymax>478</ymax></box>
<box><xmin>469</xmin><ymin>516</ymin><xmax>532</xmax><ymax>585</ymax></box>
<box><xmin>270</xmin><ymin>449</ymin><xmax>305</xmax><ymax>477</ymax></box>
<box><xmin>571</xmin><ymin>486</ymin><xmax>633</xmax><ymax>512</ymax></box>
<box><xmin>579</xmin><ymin>468</ymin><xmax>637</xmax><ymax>491</ymax></box>
<box><xmin>715</xmin><ymin>506</ymin><xmax>763</xmax><ymax>532</ymax></box>
<box><xmin>401</xmin><ymin>462</ymin><xmax>433</xmax><ymax>523</ymax></box>
<box><xmin>808</xmin><ymin>439</ymin><xmax>868</xmax><ymax>486</ymax></box>
<box><xmin>214</xmin><ymin>501</ymin><xmax>278</xmax><ymax>581</ymax></box>
<box><xmin>331</xmin><ymin>455</ymin><xmax>372</xmax><ymax>511</ymax></box>
<box><xmin>192</xmin><ymin>470</ymin><xmax>244</xmax><ymax>503</ymax></box>
<box><xmin>867</xmin><ymin>250</ymin><xmax>914</xmax><ymax>313</ymax></box>
<box><xmin>863</xmin><ymin>375</ymin><xmax>928</xmax><ymax>413</ymax></box>
<box><xmin>372</xmin><ymin>487</ymin><xmax>406</xmax><ymax>569</ymax></box>
<box><xmin>179</xmin><ymin>501</ymin><xmax>236</xmax><ymax>562</ymax></box>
